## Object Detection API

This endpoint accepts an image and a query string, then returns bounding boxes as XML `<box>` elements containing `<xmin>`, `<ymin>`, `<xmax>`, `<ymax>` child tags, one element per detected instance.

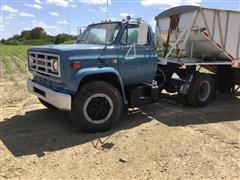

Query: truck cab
<box><xmin>27</xmin><ymin>17</ymin><xmax>159</xmax><ymax>132</ymax></box>
<box><xmin>75</xmin><ymin>19</ymin><xmax>157</xmax><ymax>86</ymax></box>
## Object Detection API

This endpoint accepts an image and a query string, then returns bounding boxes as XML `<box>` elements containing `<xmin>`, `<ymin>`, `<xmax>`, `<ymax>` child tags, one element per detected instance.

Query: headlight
<box><xmin>52</xmin><ymin>59</ymin><xmax>58</xmax><ymax>72</ymax></box>
<box><xmin>29</xmin><ymin>55</ymin><xmax>34</xmax><ymax>67</ymax></box>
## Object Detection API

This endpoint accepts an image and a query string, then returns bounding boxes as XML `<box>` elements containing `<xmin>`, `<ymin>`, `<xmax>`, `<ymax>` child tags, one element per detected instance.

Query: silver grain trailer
<box><xmin>155</xmin><ymin>6</ymin><xmax>240</xmax><ymax>106</ymax></box>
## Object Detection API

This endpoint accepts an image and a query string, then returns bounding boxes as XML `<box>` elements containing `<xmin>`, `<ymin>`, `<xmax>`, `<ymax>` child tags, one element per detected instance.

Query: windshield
<box><xmin>77</xmin><ymin>23</ymin><xmax>120</xmax><ymax>45</ymax></box>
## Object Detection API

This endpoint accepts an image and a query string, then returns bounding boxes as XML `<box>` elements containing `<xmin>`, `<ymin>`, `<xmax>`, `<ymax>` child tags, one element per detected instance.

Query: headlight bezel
<box><xmin>28</xmin><ymin>54</ymin><xmax>34</xmax><ymax>67</ymax></box>
<box><xmin>52</xmin><ymin>59</ymin><xmax>59</xmax><ymax>72</ymax></box>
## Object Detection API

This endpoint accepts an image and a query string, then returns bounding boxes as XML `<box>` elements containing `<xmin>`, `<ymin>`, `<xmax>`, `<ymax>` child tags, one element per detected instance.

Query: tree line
<box><xmin>0</xmin><ymin>27</ymin><xmax>77</xmax><ymax>45</ymax></box>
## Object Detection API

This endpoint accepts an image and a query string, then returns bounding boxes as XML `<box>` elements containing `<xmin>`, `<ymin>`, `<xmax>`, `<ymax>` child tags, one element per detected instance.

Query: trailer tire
<box><xmin>71</xmin><ymin>81</ymin><xmax>123</xmax><ymax>133</ymax></box>
<box><xmin>187</xmin><ymin>73</ymin><xmax>214</xmax><ymax>107</ymax></box>
<box><xmin>38</xmin><ymin>98</ymin><xmax>57</xmax><ymax>110</ymax></box>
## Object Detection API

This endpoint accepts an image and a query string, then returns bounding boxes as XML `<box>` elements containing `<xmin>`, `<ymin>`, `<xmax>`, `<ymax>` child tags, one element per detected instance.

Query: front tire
<box><xmin>187</xmin><ymin>73</ymin><xmax>214</xmax><ymax>107</ymax></box>
<box><xmin>71</xmin><ymin>81</ymin><xmax>123</xmax><ymax>132</ymax></box>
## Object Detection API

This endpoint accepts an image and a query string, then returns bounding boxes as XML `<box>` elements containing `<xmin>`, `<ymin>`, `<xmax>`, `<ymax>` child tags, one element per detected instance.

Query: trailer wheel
<box><xmin>38</xmin><ymin>98</ymin><xmax>57</xmax><ymax>110</ymax></box>
<box><xmin>71</xmin><ymin>81</ymin><xmax>123</xmax><ymax>132</ymax></box>
<box><xmin>187</xmin><ymin>73</ymin><xmax>214</xmax><ymax>107</ymax></box>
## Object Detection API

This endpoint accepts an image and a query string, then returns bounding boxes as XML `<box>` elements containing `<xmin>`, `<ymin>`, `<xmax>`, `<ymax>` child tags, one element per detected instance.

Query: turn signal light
<box><xmin>71</xmin><ymin>61</ymin><xmax>81</xmax><ymax>70</ymax></box>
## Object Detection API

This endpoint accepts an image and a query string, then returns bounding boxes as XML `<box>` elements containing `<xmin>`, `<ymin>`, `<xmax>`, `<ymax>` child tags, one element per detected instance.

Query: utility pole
<box><xmin>107</xmin><ymin>0</ymin><xmax>109</xmax><ymax>19</ymax></box>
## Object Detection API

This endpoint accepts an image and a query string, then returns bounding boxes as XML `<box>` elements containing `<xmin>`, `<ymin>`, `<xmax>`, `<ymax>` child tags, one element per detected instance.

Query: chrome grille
<box><xmin>29</xmin><ymin>52</ymin><xmax>61</xmax><ymax>77</ymax></box>
<box><xmin>34</xmin><ymin>76</ymin><xmax>57</xmax><ymax>89</ymax></box>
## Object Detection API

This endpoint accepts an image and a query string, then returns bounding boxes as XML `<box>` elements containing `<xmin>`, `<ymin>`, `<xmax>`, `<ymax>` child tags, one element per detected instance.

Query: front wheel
<box><xmin>71</xmin><ymin>81</ymin><xmax>123</xmax><ymax>132</ymax></box>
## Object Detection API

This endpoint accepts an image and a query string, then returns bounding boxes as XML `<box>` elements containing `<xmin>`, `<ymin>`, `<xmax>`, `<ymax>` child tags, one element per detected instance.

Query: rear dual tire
<box><xmin>186</xmin><ymin>73</ymin><xmax>214</xmax><ymax>107</ymax></box>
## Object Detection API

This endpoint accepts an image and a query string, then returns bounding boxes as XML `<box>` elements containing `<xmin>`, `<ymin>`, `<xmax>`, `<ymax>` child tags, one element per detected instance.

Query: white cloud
<box><xmin>0</xmin><ymin>18</ymin><xmax>8</xmax><ymax>33</ymax></box>
<box><xmin>0</xmin><ymin>24</ymin><xmax>5</xmax><ymax>28</ymax></box>
<box><xmin>71</xmin><ymin>4</ymin><xmax>77</xmax><ymax>8</ymax></box>
<box><xmin>6</xmin><ymin>16</ymin><xmax>14</xmax><ymax>20</ymax></box>
<box><xmin>19</xmin><ymin>12</ymin><xmax>35</xmax><ymax>18</ymax></box>
<box><xmin>46</xmin><ymin>0</ymin><xmax>77</xmax><ymax>8</ymax></box>
<box><xmin>25</xmin><ymin>3</ymin><xmax>42</xmax><ymax>9</ymax></box>
<box><xmin>35</xmin><ymin>0</ymin><xmax>41</xmax><ymax>4</ymax></box>
<box><xmin>49</xmin><ymin>11</ymin><xmax>59</xmax><ymax>16</ymax></box>
<box><xmin>1</xmin><ymin>5</ymin><xmax>18</xmax><ymax>13</ymax></box>
<box><xmin>88</xmin><ymin>8</ymin><xmax>96</xmax><ymax>12</ymax></box>
<box><xmin>46</xmin><ymin>0</ymin><xmax>70</xmax><ymax>7</ymax></box>
<box><xmin>6</xmin><ymin>13</ymin><xmax>16</xmax><ymax>20</ymax></box>
<box><xmin>9</xmin><ymin>13</ymin><xmax>16</xmax><ymax>17</ymax></box>
<box><xmin>119</xmin><ymin>12</ymin><xmax>135</xmax><ymax>18</ymax></box>
<box><xmin>80</xmin><ymin>0</ymin><xmax>111</xmax><ymax>5</ymax></box>
<box><xmin>140</xmin><ymin>0</ymin><xmax>202</xmax><ymax>7</ymax></box>
<box><xmin>45</xmin><ymin>26</ymin><xmax>58</xmax><ymax>29</ymax></box>
<box><xmin>23</xmin><ymin>27</ymin><xmax>32</xmax><ymax>31</ymax></box>
<box><xmin>0</xmin><ymin>16</ymin><xmax>9</xmax><ymax>27</ymax></box>
<box><xmin>56</xmin><ymin>20</ymin><xmax>69</xmax><ymax>24</ymax></box>
<box><xmin>99</xmin><ymin>6</ymin><xmax>107</xmax><ymax>13</ymax></box>
<box><xmin>32</xmin><ymin>20</ymin><xmax>58</xmax><ymax>29</ymax></box>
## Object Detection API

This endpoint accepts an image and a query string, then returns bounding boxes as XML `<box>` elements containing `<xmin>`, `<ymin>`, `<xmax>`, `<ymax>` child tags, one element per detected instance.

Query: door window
<box><xmin>121</xmin><ymin>24</ymin><xmax>149</xmax><ymax>45</ymax></box>
<box><xmin>121</xmin><ymin>25</ymin><xmax>139</xmax><ymax>45</ymax></box>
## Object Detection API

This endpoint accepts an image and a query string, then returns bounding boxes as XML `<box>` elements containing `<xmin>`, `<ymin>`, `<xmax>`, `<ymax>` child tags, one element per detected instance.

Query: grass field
<box><xmin>0</xmin><ymin>45</ymin><xmax>31</xmax><ymax>88</ymax></box>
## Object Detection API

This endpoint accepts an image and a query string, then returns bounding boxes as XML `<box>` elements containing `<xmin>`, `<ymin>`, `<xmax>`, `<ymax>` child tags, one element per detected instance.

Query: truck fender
<box><xmin>72</xmin><ymin>67</ymin><xmax>128</xmax><ymax>104</ymax></box>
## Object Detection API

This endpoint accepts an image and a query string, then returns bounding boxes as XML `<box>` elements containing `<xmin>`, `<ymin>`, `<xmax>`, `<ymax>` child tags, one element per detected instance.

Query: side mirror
<box><xmin>137</xmin><ymin>22</ymin><xmax>148</xmax><ymax>45</ymax></box>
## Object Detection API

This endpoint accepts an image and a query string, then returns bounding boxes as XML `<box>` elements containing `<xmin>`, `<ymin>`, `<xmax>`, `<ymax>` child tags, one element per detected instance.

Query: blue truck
<box><xmin>27</xmin><ymin>6</ymin><xmax>240</xmax><ymax>132</ymax></box>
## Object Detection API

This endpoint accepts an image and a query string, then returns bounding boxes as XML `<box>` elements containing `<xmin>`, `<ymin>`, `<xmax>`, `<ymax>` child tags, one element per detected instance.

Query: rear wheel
<box><xmin>187</xmin><ymin>73</ymin><xmax>214</xmax><ymax>107</ymax></box>
<box><xmin>38</xmin><ymin>98</ymin><xmax>57</xmax><ymax>110</ymax></box>
<box><xmin>71</xmin><ymin>81</ymin><xmax>123</xmax><ymax>132</ymax></box>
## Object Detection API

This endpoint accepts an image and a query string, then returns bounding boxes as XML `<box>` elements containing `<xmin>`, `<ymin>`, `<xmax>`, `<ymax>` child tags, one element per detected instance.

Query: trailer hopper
<box><xmin>155</xmin><ymin>6</ymin><xmax>240</xmax><ymax>67</ymax></box>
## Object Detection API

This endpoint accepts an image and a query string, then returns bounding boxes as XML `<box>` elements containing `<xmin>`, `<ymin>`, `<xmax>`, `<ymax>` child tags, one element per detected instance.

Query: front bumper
<box><xmin>27</xmin><ymin>80</ymin><xmax>71</xmax><ymax>111</ymax></box>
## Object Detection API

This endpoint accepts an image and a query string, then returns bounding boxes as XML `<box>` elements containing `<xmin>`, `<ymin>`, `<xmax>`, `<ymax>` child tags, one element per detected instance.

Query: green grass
<box><xmin>1</xmin><ymin>45</ymin><xmax>30</xmax><ymax>58</ymax></box>
<box><xmin>0</xmin><ymin>45</ymin><xmax>31</xmax><ymax>88</ymax></box>
<box><xmin>9</xmin><ymin>54</ymin><xmax>28</xmax><ymax>74</ymax></box>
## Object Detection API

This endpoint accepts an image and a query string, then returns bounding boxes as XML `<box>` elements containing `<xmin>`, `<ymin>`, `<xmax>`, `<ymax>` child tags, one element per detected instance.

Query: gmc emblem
<box><xmin>37</xmin><ymin>60</ymin><xmax>45</xmax><ymax>66</ymax></box>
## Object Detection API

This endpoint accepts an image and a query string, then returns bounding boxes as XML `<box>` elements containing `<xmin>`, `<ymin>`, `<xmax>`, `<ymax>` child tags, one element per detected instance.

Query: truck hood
<box><xmin>30</xmin><ymin>43</ymin><xmax>106</xmax><ymax>52</ymax></box>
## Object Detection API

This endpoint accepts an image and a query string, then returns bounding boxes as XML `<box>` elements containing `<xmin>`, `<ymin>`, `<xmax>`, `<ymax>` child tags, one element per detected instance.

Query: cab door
<box><xmin>118</xmin><ymin>24</ymin><xmax>157</xmax><ymax>86</ymax></box>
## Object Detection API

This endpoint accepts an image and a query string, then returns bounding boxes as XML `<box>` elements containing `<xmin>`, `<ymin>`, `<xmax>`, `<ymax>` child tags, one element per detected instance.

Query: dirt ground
<box><xmin>0</xmin><ymin>81</ymin><xmax>240</xmax><ymax>179</ymax></box>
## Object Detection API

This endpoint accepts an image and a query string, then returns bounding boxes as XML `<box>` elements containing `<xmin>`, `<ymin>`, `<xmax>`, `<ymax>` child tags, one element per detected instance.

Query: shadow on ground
<box><xmin>142</xmin><ymin>92</ymin><xmax>240</xmax><ymax>126</ymax></box>
<box><xmin>1</xmin><ymin>93</ymin><xmax>239</xmax><ymax>157</ymax></box>
<box><xmin>0</xmin><ymin>108</ymin><xmax>151</xmax><ymax>157</ymax></box>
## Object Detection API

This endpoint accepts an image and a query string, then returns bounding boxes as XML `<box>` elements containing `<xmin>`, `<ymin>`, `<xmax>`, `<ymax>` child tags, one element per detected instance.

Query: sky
<box><xmin>0</xmin><ymin>0</ymin><xmax>240</xmax><ymax>39</ymax></box>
